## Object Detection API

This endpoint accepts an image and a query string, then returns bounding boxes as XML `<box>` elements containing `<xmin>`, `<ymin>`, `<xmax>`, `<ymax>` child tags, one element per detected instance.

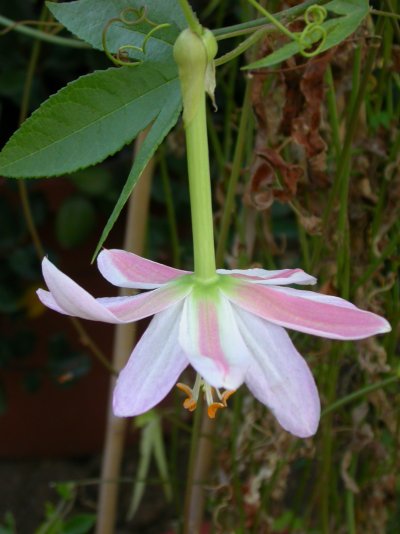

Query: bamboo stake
<box><xmin>96</xmin><ymin>131</ymin><xmax>155</xmax><ymax>534</ymax></box>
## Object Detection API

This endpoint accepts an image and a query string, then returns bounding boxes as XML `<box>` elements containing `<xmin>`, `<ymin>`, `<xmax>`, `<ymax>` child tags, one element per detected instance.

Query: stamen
<box><xmin>203</xmin><ymin>382</ymin><xmax>214</xmax><ymax>407</ymax></box>
<box><xmin>207</xmin><ymin>402</ymin><xmax>225</xmax><ymax>418</ymax></box>
<box><xmin>176</xmin><ymin>375</ymin><xmax>236</xmax><ymax>418</ymax></box>
<box><xmin>176</xmin><ymin>383</ymin><xmax>197</xmax><ymax>411</ymax></box>
<box><xmin>221</xmin><ymin>389</ymin><xmax>236</xmax><ymax>406</ymax></box>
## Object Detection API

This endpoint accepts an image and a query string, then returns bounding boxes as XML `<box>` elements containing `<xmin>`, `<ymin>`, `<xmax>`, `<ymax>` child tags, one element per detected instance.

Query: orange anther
<box><xmin>183</xmin><ymin>398</ymin><xmax>197</xmax><ymax>411</ymax></box>
<box><xmin>221</xmin><ymin>389</ymin><xmax>235</xmax><ymax>406</ymax></box>
<box><xmin>177</xmin><ymin>383</ymin><xmax>197</xmax><ymax>412</ymax></box>
<box><xmin>207</xmin><ymin>402</ymin><xmax>225</xmax><ymax>419</ymax></box>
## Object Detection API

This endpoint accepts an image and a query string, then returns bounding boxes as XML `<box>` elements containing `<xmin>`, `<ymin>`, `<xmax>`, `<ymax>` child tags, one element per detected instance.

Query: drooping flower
<box><xmin>37</xmin><ymin>249</ymin><xmax>390</xmax><ymax>438</ymax></box>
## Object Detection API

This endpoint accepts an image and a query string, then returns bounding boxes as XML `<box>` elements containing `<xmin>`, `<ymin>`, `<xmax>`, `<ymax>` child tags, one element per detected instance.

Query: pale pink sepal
<box><xmin>226</xmin><ymin>283</ymin><xmax>391</xmax><ymax>340</ymax></box>
<box><xmin>218</xmin><ymin>268</ymin><xmax>316</xmax><ymax>286</ymax></box>
<box><xmin>97</xmin><ymin>249</ymin><xmax>189</xmax><ymax>289</ymax></box>
<box><xmin>235</xmin><ymin>308</ymin><xmax>320</xmax><ymax>438</ymax></box>
<box><xmin>179</xmin><ymin>292</ymin><xmax>249</xmax><ymax>390</ymax></box>
<box><xmin>113</xmin><ymin>304</ymin><xmax>188</xmax><ymax>416</ymax></box>
<box><xmin>38</xmin><ymin>257</ymin><xmax>190</xmax><ymax>323</ymax></box>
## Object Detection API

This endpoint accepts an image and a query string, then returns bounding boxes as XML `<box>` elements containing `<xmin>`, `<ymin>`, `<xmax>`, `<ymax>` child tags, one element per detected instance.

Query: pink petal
<box><xmin>218</xmin><ymin>268</ymin><xmax>316</xmax><ymax>286</ymax></box>
<box><xmin>225</xmin><ymin>282</ymin><xmax>391</xmax><ymax>340</ymax></box>
<box><xmin>235</xmin><ymin>308</ymin><xmax>320</xmax><ymax>438</ymax></box>
<box><xmin>39</xmin><ymin>257</ymin><xmax>190</xmax><ymax>323</ymax></box>
<box><xmin>113</xmin><ymin>303</ymin><xmax>188</xmax><ymax>416</ymax></box>
<box><xmin>97</xmin><ymin>249</ymin><xmax>189</xmax><ymax>289</ymax></box>
<box><xmin>97</xmin><ymin>282</ymin><xmax>190</xmax><ymax>321</ymax></box>
<box><xmin>179</xmin><ymin>291</ymin><xmax>249</xmax><ymax>390</ymax></box>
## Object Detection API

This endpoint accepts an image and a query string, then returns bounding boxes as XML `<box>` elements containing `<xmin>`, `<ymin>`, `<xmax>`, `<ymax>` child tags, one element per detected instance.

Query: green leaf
<box><xmin>93</xmin><ymin>79</ymin><xmax>182</xmax><ymax>258</ymax></box>
<box><xmin>0</xmin><ymin>63</ymin><xmax>179</xmax><ymax>178</ymax></box>
<box><xmin>55</xmin><ymin>483</ymin><xmax>75</xmax><ymax>502</ymax></box>
<box><xmin>128</xmin><ymin>410</ymin><xmax>171</xmax><ymax>520</ymax></box>
<box><xmin>127</xmin><ymin>416</ymin><xmax>155</xmax><ymax>520</ymax></box>
<box><xmin>55</xmin><ymin>197</ymin><xmax>96</xmax><ymax>248</ymax></box>
<box><xmin>61</xmin><ymin>515</ymin><xmax>96</xmax><ymax>534</ymax></box>
<box><xmin>152</xmin><ymin>414</ymin><xmax>173</xmax><ymax>503</ymax></box>
<box><xmin>47</xmin><ymin>0</ymin><xmax>186</xmax><ymax>65</ymax></box>
<box><xmin>244</xmin><ymin>0</ymin><xmax>369</xmax><ymax>70</ymax></box>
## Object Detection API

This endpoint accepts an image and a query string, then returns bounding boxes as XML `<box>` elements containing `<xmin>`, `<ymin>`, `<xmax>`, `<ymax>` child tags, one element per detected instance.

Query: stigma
<box><xmin>176</xmin><ymin>374</ymin><xmax>235</xmax><ymax>418</ymax></box>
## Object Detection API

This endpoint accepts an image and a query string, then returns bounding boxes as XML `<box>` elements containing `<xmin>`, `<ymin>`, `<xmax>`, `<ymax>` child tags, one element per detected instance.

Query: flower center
<box><xmin>176</xmin><ymin>374</ymin><xmax>235</xmax><ymax>418</ymax></box>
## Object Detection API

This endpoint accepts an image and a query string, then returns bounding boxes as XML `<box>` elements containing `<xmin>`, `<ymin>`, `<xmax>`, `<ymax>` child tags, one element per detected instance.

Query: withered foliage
<box><xmin>249</xmin><ymin>147</ymin><xmax>303</xmax><ymax>208</ymax></box>
<box><xmin>248</xmin><ymin>36</ymin><xmax>334</xmax><ymax>246</ymax></box>
<box><xmin>213</xmin><ymin>11</ymin><xmax>398</xmax><ymax>533</ymax></box>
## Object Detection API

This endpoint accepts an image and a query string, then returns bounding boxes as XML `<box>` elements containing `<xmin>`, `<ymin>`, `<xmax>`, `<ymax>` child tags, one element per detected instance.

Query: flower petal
<box><xmin>218</xmin><ymin>268</ymin><xmax>316</xmax><ymax>286</ymax></box>
<box><xmin>113</xmin><ymin>303</ymin><xmax>189</xmax><ymax>416</ymax></box>
<box><xmin>225</xmin><ymin>282</ymin><xmax>391</xmax><ymax>340</ymax></box>
<box><xmin>234</xmin><ymin>308</ymin><xmax>320</xmax><ymax>438</ymax></box>
<box><xmin>179</xmin><ymin>290</ymin><xmax>249</xmax><ymax>390</ymax></box>
<box><xmin>39</xmin><ymin>257</ymin><xmax>191</xmax><ymax>323</ymax></box>
<box><xmin>97</xmin><ymin>249</ymin><xmax>190</xmax><ymax>289</ymax></box>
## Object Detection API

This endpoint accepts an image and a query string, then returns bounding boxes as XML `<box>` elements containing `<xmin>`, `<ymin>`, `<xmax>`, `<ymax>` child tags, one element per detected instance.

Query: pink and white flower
<box><xmin>37</xmin><ymin>249</ymin><xmax>390</xmax><ymax>438</ymax></box>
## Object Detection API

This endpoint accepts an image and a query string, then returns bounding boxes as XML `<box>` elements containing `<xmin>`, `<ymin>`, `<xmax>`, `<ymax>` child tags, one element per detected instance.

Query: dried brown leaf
<box><xmin>249</xmin><ymin>147</ymin><xmax>303</xmax><ymax>208</ymax></box>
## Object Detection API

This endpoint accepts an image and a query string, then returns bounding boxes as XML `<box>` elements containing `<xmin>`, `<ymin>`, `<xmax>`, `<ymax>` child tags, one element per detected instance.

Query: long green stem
<box><xmin>325</xmin><ymin>66</ymin><xmax>341</xmax><ymax>158</ymax></box>
<box><xmin>174</xmin><ymin>29</ymin><xmax>218</xmax><ymax>280</ymax></box>
<box><xmin>345</xmin><ymin>457</ymin><xmax>357</xmax><ymax>534</ymax></box>
<box><xmin>321</xmin><ymin>375</ymin><xmax>399</xmax><ymax>416</ymax></box>
<box><xmin>214</xmin><ymin>28</ymin><xmax>265</xmax><ymax>67</ymax></box>
<box><xmin>173</xmin><ymin>27</ymin><xmax>220</xmax><ymax>534</ymax></box>
<box><xmin>216</xmin><ymin>79</ymin><xmax>252</xmax><ymax>267</ymax></box>
<box><xmin>159</xmin><ymin>149</ymin><xmax>181</xmax><ymax>268</ymax></box>
<box><xmin>185</xmin><ymin>94</ymin><xmax>217</xmax><ymax>279</ymax></box>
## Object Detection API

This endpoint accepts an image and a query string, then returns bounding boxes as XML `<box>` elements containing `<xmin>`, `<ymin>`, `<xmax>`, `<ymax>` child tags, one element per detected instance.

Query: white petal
<box><xmin>39</xmin><ymin>257</ymin><xmax>190</xmax><ymax>323</ymax></box>
<box><xmin>234</xmin><ymin>307</ymin><xmax>320</xmax><ymax>438</ymax></box>
<box><xmin>113</xmin><ymin>303</ymin><xmax>188</xmax><ymax>416</ymax></box>
<box><xmin>178</xmin><ymin>290</ymin><xmax>249</xmax><ymax>390</ymax></box>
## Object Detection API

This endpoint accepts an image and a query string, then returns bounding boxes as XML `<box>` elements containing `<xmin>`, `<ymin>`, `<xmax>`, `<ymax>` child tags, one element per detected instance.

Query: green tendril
<box><xmin>102</xmin><ymin>6</ymin><xmax>171</xmax><ymax>67</ymax></box>
<box><xmin>119</xmin><ymin>6</ymin><xmax>148</xmax><ymax>25</ymax></box>
<box><xmin>304</xmin><ymin>5</ymin><xmax>327</xmax><ymax>25</ymax></box>
<box><xmin>297</xmin><ymin>5</ymin><xmax>328</xmax><ymax>58</ymax></box>
<box><xmin>246</xmin><ymin>0</ymin><xmax>327</xmax><ymax>60</ymax></box>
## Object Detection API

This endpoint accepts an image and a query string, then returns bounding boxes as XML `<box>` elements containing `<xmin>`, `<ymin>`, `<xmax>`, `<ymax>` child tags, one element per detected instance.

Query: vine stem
<box><xmin>246</xmin><ymin>0</ymin><xmax>295</xmax><ymax>41</ymax></box>
<box><xmin>0</xmin><ymin>14</ymin><xmax>88</xmax><ymax>47</ymax></box>
<box><xmin>95</xmin><ymin>130</ymin><xmax>155</xmax><ymax>534</ymax></box>
<box><xmin>216</xmin><ymin>79</ymin><xmax>252</xmax><ymax>266</ymax></box>
<box><xmin>321</xmin><ymin>374</ymin><xmax>399</xmax><ymax>416</ymax></box>
<box><xmin>213</xmin><ymin>0</ymin><xmax>318</xmax><ymax>39</ymax></box>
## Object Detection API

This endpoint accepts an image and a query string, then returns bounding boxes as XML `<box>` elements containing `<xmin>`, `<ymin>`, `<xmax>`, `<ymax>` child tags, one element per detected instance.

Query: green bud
<box><xmin>174</xmin><ymin>29</ymin><xmax>208</xmax><ymax>124</ymax></box>
<box><xmin>201</xmin><ymin>28</ymin><xmax>218</xmax><ymax>62</ymax></box>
